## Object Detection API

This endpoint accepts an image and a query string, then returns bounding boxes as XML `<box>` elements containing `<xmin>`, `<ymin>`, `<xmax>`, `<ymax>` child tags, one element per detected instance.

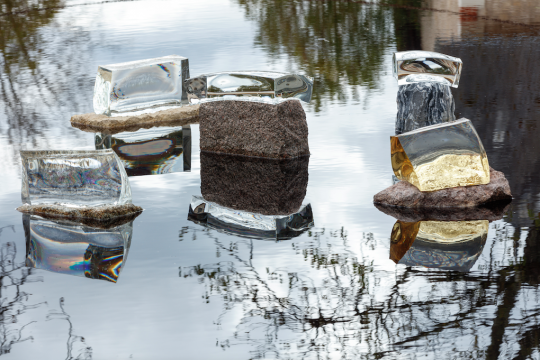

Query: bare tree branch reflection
<box><xmin>181</xmin><ymin>221</ymin><xmax>540</xmax><ymax>358</ymax></box>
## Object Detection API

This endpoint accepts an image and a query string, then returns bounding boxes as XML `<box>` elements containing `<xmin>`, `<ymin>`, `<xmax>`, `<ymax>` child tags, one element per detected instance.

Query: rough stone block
<box><xmin>200</xmin><ymin>152</ymin><xmax>309</xmax><ymax>215</ymax></box>
<box><xmin>199</xmin><ymin>100</ymin><xmax>309</xmax><ymax>159</ymax></box>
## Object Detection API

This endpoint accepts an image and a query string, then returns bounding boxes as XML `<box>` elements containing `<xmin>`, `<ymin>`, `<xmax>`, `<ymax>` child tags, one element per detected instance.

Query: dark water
<box><xmin>1</xmin><ymin>0</ymin><xmax>540</xmax><ymax>359</ymax></box>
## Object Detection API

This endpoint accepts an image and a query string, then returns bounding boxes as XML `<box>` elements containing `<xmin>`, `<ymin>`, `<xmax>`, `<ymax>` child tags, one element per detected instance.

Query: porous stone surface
<box><xmin>199</xmin><ymin>100</ymin><xmax>309</xmax><ymax>159</ymax></box>
<box><xmin>373</xmin><ymin>168</ymin><xmax>512</xmax><ymax>208</ymax></box>
<box><xmin>396</xmin><ymin>82</ymin><xmax>455</xmax><ymax>135</ymax></box>
<box><xmin>200</xmin><ymin>152</ymin><xmax>309</xmax><ymax>215</ymax></box>
<box><xmin>17</xmin><ymin>203</ymin><xmax>143</xmax><ymax>229</ymax></box>
<box><xmin>375</xmin><ymin>201</ymin><xmax>510</xmax><ymax>222</ymax></box>
<box><xmin>70</xmin><ymin>105</ymin><xmax>199</xmax><ymax>134</ymax></box>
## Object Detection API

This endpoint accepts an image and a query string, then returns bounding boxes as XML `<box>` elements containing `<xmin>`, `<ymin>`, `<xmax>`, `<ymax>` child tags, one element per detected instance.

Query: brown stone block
<box><xmin>200</xmin><ymin>152</ymin><xmax>309</xmax><ymax>215</ymax></box>
<box><xmin>199</xmin><ymin>100</ymin><xmax>309</xmax><ymax>159</ymax></box>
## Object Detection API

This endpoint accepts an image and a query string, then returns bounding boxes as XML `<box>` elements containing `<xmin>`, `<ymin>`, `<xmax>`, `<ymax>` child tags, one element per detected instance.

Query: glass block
<box><xmin>20</xmin><ymin>149</ymin><xmax>131</xmax><ymax>207</ymax></box>
<box><xmin>188</xmin><ymin>196</ymin><xmax>314</xmax><ymax>240</ymax></box>
<box><xmin>391</xmin><ymin>118</ymin><xmax>490</xmax><ymax>192</ymax></box>
<box><xmin>95</xmin><ymin>125</ymin><xmax>191</xmax><ymax>176</ymax></box>
<box><xmin>393</xmin><ymin>51</ymin><xmax>462</xmax><ymax>88</ymax></box>
<box><xmin>93</xmin><ymin>55</ymin><xmax>190</xmax><ymax>116</ymax></box>
<box><xmin>390</xmin><ymin>220</ymin><xmax>488</xmax><ymax>271</ymax></box>
<box><xmin>23</xmin><ymin>215</ymin><xmax>133</xmax><ymax>283</ymax></box>
<box><xmin>185</xmin><ymin>71</ymin><xmax>313</xmax><ymax>104</ymax></box>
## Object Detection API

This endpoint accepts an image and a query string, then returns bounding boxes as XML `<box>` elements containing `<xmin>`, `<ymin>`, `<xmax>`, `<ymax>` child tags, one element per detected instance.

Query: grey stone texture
<box><xmin>70</xmin><ymin>105</ymin><xmax>199</xmax><ymax>134</ymax></box>
<box><xmin>200</xmin><ymin>152</ymin><xmax>309</xmax><ymax>215</ymax></box>
<box><xmin>396</xmin><ymin>82</ymin><xmax>456</xmax><ymax>135</ymax></box>
<box><xmin>373</xmin><ymin>168</ymin><xmax>512</xmax><ymax>208</ymax></box>
<box><xmin>199</xmin><ymin>100</ymin><xmax>309</xmax><ymax>159</ymax></box>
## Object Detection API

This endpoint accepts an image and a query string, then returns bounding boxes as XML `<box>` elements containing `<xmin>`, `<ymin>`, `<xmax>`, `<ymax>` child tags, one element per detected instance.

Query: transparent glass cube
<box><xmin>390</xmin><ymin>220</ymin><xmax>488</xmax><ymax>272</ymax></box>
<box><xmin>391</xmin><ymin>118</ymin><xmax>490</xmax><ymax>192</ymax></box>
<box><xmin>185</xmin><ymin>71</ymin><xmax>313</xmax><ymax>104</ymax></box>
<box><xmin>188</xmin><ymin>196</ymin><xmax>314</xmax><ymax>240</ymax></box>
<box><xmin>20</xmin><ymin>149</ymin><xmax>131</xmax><ymax>207</ymax></box>
<box><xmin>24</xmin><ymin>215</ymin><xmax>133</xmax><ymax>283</ymax></box>
<box><xmin>93</xmin><ymin>55</ymin><xmax>190</xmax><ymax>116</ymax></box>
<box><xmin>95</xmin><ymin>125</ymin><xmax>191</xmax><ymax>176</ymax></box>
<box><xmin>393</xmin><ymin>51</ymin><xmax>462</xmax><ymax>88</ymax></box>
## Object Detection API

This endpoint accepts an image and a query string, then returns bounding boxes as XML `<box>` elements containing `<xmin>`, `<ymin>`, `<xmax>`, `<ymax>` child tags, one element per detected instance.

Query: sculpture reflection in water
<box><xmin>23</xmin><ymin>215</ymin><xmax>133</xmax><ymax>283</ymax></box>
<box><xmin>390</xmin><ymin>219</ymin><xmax>489</xmax><ymax>272</ymax></box>
<box><xmin>188</xmin><ymin>152</ymin><xmax>313</xmax><ymax>240</ymax></box>
<box><xmin>95</xmin><ymin>125</ymin><xmax>191</xmax><ymax>176</ymax></box>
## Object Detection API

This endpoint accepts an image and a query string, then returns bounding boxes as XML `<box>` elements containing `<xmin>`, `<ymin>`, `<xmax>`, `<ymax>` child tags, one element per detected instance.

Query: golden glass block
<box><xmin>390</xmin><ymin>220</ymin><xmax>489</xmax><ymax>271</ymax></box>
<box><xmin>391</xmin><ymin>118</ymin><xmax>490</xmax><ymax>192</ymax></box>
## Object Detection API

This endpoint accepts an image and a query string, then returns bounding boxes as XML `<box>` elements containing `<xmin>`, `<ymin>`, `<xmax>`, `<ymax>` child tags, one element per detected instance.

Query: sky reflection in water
<box><xmin>0</xmin><ymin>0</ymin><xmax>539</xmax><ymax>359</ymax></box>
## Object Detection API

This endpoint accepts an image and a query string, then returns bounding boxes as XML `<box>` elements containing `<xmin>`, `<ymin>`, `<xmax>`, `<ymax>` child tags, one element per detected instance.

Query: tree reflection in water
<box><xmin>0</xmin><ymin>225</ymin><xmax>42</xmax><ymax>355</ymax></box>
<box><xmin>235</xmin><ymin>0</ymin><xmax>394</xmax><ymax>112</ymax></box>
<box><xmin>181</xmin><ymin>220</ymin><xmax>540</xmax><ymax>358</ymax></box>
<box><xmin>0</xmin><ymin>0</ymin><xmax>92</xmax><ymax>162</ymax></box>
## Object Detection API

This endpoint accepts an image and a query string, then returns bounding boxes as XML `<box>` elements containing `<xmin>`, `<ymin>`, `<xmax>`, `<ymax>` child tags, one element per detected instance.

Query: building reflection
<box><xmin>23</xmin><ymin>215</ymin><xmax>134</xmax><ymax>283</ymax></box>
<box><xmin>95</xmin><ymin>125</ymin><xmax>191</xmax><ymax>176</ymax></box>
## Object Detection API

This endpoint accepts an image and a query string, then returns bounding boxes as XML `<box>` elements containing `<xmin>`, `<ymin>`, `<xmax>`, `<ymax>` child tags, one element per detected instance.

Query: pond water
<box><xmin>1</xmin><ymin>0</ymin><xmax>540</xmax><ymax>359</ymax></box>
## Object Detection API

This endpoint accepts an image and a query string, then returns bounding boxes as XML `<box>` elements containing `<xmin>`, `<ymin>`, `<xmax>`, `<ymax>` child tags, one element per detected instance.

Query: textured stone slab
<box><xmin>200</xmin><ymin>152</ymin><xmax>308</xmax><ymax>215</ymax></box>
<box><xmin>395</xmin><ymin>82</ymin><xmax>455</xmax><ymax>135</ymax></box>
<box><xmin>374</xmin><ymin>168</ymin><xmax>511</xmax><ymax>208</ymax></box>
<box><xmin>199</xmin><ymin>100</ymin><xmax>309</xmax><ymax>159</ymax></box>
<box><xmin>70</xmin><ymin>105</ymin><xmax>199</xmax><ymax>134</ymax></box>
<box><xmin>375</xmin><ymin>200</ymin><xmax>510</xmax><ymax>222</ymax></box>
<box><xmin>17</xmin><ymin>203</ymin><xmax>143</xmax><ymax>229</ymax></box>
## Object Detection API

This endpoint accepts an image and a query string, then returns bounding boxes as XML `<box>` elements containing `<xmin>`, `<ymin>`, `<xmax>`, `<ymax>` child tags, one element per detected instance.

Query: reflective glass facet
<box><xmin>188</xmin><ymin>196</ymin><xmax>314</xmax><ymax>240</ymax></box>
<box><xmin>95</xmin><ymin>125</ymin><xmax>191</xmax><ymax>176</ymax></box>
<box><xmin>390</xmin><ymin>220</ymin><xmax>489</xmax><ymax>272</ymax></box>
<box><xmin>393</xmin><ymin>51</ymin><xmax>462</xmax><ymax>88</ymax></box>
<box><xmin>185</xmin><ymin>71</ymin><xmax>313</xmax><ymax>104</ymax></box>
<box><xmin>391</xmin><ymin>118</ymin><xmax>490</xmax><ymax>192</ymax></box>
<box><xmin>20</xmin><ymin>149</ymin><xmax>131</xmax><ymax>207</ymax></box>
<box><xmin>24</xmin><ymin>215</ymin><xmax>133</xmax><ymax>283</ymax></box>
<box><xmin>93</xmin><ymin>55</ymin><xmax>190</xmax><ymax>116</ymax></box>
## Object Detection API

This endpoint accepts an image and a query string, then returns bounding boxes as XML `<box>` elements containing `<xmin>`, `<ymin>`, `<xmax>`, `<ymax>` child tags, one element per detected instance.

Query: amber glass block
<box><xmin>390</xmin><ymin>220</ymin><xmax>489</xmax><ymax>268</ymax></box>
<box><xmin>390</xmin><ymin>220</ymin><xmax>420</xmax><ymax>263</ymax></box>
<box><xmin>390</xmin><ymin>118</ymin><xmax>490</xmax><ymax>192</ymax></box>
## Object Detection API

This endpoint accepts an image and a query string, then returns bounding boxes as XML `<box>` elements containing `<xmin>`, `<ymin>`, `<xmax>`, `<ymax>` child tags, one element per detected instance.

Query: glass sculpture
<box><xmin>24</xmin><ymin>215</ymin><xmax>133</xmax><ymax>283</ymax></box>
<box><xmin>20</xmin><ymin>149</ymin><xmax>131</xmax><ymax>207</ymax></box>
<box><xmin>95</xmin><ymin>125</ymin><xmax>191</xmax><ymax>176</ymax></box>
<box><xmin>185</xmin><ymin>71</ymin><xmax>313</xmax><ymax>104</ymax></box>
<box><xmin>391</xmin><ymin>119</ymin><xmax>490</xmax><ymax>192</ymax></box>
<box><xmin>188</xmin><ymin>195</ymin><xmax>314</xmax><ymax>240</ymax></box>
<box><xmin>390</xmin><ymin>219</ymin><xmax>488</xmax><ymax>272</ymax></box>
<box><xmin>393</xmin><ymin>51</ymin><xmax>462</xmax><ymax>87</ymax></box>
<box><xmin>93</xmin><ymin>55</ymin><xmax>190</xmax><ymax>116</ymax></box>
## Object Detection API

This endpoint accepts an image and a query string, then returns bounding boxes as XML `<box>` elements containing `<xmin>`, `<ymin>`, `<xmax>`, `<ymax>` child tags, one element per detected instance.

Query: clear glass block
<box><xmin>95</xmin><ymin>125</ymin><xmax>191</xmax><ymax>176</ymax></box>
<box><xmin>393</xmin><ymin>51</ymin><xmax>462</xmax><ymax>88</ymax></box>
<box><xmin>185</xmin><ymin>71</ymin><xmax>313</xmax><ymax>104</ymax></box>
<box><xmin>20</xmin><ymin>149</ymin><xmax>131</xmax><ymax>207</ymax></box>
<box><xmin>24</xmin><ymin>215</ymin><xmax>133</xmax><ymax>283</ymax></box>
<box><xmin>390</xmin><ymin>220</ymin><xmax>488</xmax><ymax>271</ymax></box>
<box><xmin>93</xmin><ymin>55</ymin><xmax>190</xmax><ymax>116</ymax></box>
<box><xmin>391</xmin><ymin>118</ymin><xmax>490</xmax><ymax>192</ymax></box>
<box><xmin>188</xmin><ymin>196</ymin><xmax>314</xmax><ymax>240</ymax></box>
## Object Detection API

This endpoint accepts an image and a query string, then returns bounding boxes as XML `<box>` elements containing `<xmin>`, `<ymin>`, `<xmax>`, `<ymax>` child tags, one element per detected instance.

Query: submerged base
<box><xmin>17</xmin><ymin>203</ymin><xmax>143</xmax><ymax>229</ymax></box>
<box><xmin>71</xmin><ymin>105</ymin><xmax>199</xmax><ymax>134</ymax></box>
<box><xmin>373</xmin><ymin>168</ymin><xmax>512</xmax><ymax>208</ymax></box>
